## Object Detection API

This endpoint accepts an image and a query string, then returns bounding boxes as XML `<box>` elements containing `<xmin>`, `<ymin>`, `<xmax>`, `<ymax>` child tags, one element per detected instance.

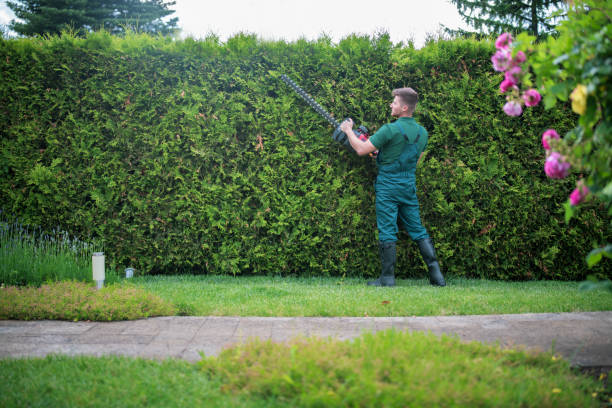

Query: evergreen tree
<box><xmin>7</xmin><ymin>0</ymin><xmax>178</xmax><ymax>36</ymax></box>
<box><xmin>447</xmin><ymin>0</ymin><xmax>568</xmax><ymax>38</ymax></box>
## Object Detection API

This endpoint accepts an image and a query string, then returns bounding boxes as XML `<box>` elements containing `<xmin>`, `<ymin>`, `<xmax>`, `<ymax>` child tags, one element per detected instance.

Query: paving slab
<box><xmin>0</xmin><ymin>312</ymin><xmax>610</xmax><ymax>368</ymax></box>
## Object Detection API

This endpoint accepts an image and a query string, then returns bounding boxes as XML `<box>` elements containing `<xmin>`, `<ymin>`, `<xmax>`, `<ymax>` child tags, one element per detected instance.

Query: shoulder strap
<box><xmin>393</xmin><ymin>121</ymin><xmax>420</xmax><ymax>144</ymax></box>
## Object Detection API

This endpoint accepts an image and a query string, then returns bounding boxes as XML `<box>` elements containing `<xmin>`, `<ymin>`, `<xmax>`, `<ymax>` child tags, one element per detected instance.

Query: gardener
<box><xmin>340</xmin><ymin>87</ymin><xmax>446</xmax><ymax>287</ymax></box>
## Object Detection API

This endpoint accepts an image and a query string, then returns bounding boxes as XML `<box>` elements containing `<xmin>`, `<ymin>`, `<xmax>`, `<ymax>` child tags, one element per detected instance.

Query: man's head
<box><xmin>390</xmin><ymin>87</ymin><xmax>418</xmax><ymax>117</ymax></box>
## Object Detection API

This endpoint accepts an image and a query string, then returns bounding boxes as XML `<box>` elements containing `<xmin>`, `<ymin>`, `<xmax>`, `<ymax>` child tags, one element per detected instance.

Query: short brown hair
<box><xmin>392</xmin><ymin>87</ymin><xmax>418</xmax><ymax>111</ymax></box>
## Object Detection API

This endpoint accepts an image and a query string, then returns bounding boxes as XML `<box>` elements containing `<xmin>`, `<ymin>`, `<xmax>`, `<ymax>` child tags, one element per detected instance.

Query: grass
<box><xmin>0</xmin><ymin>355</ymin><xmax>256</xmax><ymax>408</ymax></box>
<box><xmin>0</xmin><ymin>273</ymin><xmax>610</xmax><ymax>321</ymax></box>
<box><xmin>0</xmin><ymin>331</ymin><xmax>609</xmax><ymax>408</ymax></box>
<box><xmin>0</xmin><ymin>281</ymin><xmax>176</xmax><ymax>321</ymax></box>
<box><xmin>0</xmin><ymin>219</ymin><xmax>120</xmax><ymax>286</ymax></box>
<box><xmin>2</xmin><ymin>274</ymin><xmax>607</xmax><ymax>321</ymax></box>
<box><xmin>199</xmin><ymin>329</ymin><xmax>610</xmax><ymax>407</ymax></box>
<box><xmin>1</xmin><ymin>217</ymin><xmax>610</xmax><ymax>319</ymax></box>
<box><xmin>130</xmin><ymin>275</ymin><xmax>612</xmax><ymax>317</ymax></box>
<box><xmin>1</xmin><ymin>222</ymin><xmax>611</xmax><ymax>406</ymax></box>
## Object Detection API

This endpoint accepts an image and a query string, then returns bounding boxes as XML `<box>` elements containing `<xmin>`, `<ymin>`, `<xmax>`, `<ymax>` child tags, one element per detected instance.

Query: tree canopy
<box><xmin>447</xmin><ymin>0</ymin><xmax>568</xmax><ymax>38</ymax></box>
<box><xmin>7</xmin><ymin>0</ymin><xmax>178</xmax><ymax>36</ymax></box>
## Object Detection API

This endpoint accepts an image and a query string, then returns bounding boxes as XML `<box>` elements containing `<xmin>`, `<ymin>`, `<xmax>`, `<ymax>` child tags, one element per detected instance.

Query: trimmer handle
<box><xmin>332</xmin><ymin>119</ymin><xmax>370</xmax><ymax>152</ymax></box>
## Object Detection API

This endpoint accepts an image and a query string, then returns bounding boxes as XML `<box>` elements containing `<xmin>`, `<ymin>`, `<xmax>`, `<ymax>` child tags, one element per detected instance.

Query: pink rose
<box><xmin>503</xmin><ymin>101</ymin><xmax>523</xmax><ymax>116</ymax></box>
<box><xmin>491</xmin><ymin>49</ymin><xmax>512</xmax><ymax>72</ymax></box>
<box><xmin>569</xmin><ymin>184</ymin><xmax>590</xmax><ymax>206</ymax></box>
<box><xmin>541</xmin><ymin>129</ymin><xmax>560</xmax><ymax>150</ymax></box>
<box><xmin>504</xmin><ymin>66</ymin><xmax>522</xmax><ymax>85</ymax></box>
<box><xmin>513</xmin><ymin>50</ymin><xmax>526</xmax><ymax>64</ymax></box>
<box><xmin>522</xmin><ymin>89</ymin><xmax>542</xmax><ymax>107</ymax></box>
<box><xmin>499</xmin><ymin>79</ymin><xmax>515</xmax><ymax>93</ymax></box>
<box><xmin>495</xmin><ymin>33</ymin><xmax>513</xmax><ymax>50</ymax></box>
<box><xmin>544</xmin><ymin>152</ymin><xmax>570</xmax><ymax>179</ymax></box>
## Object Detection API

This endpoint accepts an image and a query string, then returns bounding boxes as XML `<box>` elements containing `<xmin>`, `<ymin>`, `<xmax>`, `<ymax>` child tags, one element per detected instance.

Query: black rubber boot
<box><xmin>417</xmin><ymin>238</ymin><xmax>446</xmax><ymax>286</ymax></box>
<box><xmin>367</xmin><ymin>241</ymin><xmax>396</xmax><ymax>287</ymax></box>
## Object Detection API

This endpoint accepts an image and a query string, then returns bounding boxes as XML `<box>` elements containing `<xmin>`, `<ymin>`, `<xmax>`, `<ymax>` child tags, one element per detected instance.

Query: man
<box><xmin>339</xmin><ymin>87</ymin><xmax>446</xmax><ymax>287</ymax></box>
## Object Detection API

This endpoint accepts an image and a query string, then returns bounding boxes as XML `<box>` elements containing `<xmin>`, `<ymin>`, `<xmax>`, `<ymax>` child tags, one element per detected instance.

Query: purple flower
<box><xmin>504</xmin><ymin>66</ymin><xmax>522</xmax><ymax>85</ymax></box>
<box><xmin>569</xmin><ymin>184</ymin><xmax>589</xmax><ymax>206</ymax></box>
<box><xmin>499</xmin><ymin>79</ymin><xmax>515</xmax><ymax>93</ymax></box>
<box><xmin>491</xmin><ymin>49</ymin><xmax>512</xmax><ymax>72</ymax></box>
<box><xmin>541</xmin><ymin>129</ymin><xmax>560</xmax><ymax>150</ymax></box>
<box><xmin>544</xmin><ymin>152</ymin><xmax>570</xmax><ymax>179</ymax></box>
<box><xmin>522</xmin><ymin>89</ymin><xmax>542</xmax><ymax>107</ymax></box>
<box><xmin>495</xmin><ymin>33</ymin><xmax>513</xmax><ymax>50</ymax></box>
<box><xmin>503</xmin><ymin>101</ymin><xmax>523</xmax><ymax>116</ymax></box>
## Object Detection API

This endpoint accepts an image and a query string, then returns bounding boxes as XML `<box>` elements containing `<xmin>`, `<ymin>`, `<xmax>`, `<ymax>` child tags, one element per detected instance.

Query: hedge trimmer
<box><xmin>280</xmin><ymin>74</ymin><xmax>371</xmax><ymax>152</ymax></box>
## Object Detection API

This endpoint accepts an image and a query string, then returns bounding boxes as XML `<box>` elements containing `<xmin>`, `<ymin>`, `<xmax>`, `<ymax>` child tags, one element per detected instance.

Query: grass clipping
<box><xmin>0</xmin><ymin>281</ymin><xmax>176</xmax><ymax>321</ymax></box>
<box><xmin>199</xmin><ymin>330</ymin><xmax>603</xmax><ymax>407</ymax></box>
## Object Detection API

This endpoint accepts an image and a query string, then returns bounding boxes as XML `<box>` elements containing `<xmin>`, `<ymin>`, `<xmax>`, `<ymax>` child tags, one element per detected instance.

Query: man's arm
<box><xmin>340</xmin><ymin>119</ymin><xmax>378</xmax><ymax>156</ymax></box>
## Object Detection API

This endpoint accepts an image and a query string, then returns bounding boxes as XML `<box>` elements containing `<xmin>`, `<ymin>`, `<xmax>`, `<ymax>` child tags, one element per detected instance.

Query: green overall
<box><xmin>370</xmin><ymin>118</ymin><xmax>429</xmax><ymax>243</ymax></box>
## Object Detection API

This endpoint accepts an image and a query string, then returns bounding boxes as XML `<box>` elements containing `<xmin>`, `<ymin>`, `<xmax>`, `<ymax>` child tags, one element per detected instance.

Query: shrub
<box><xmin>0</xmin><ymin>32</ymin><xmax>609</xmax><ymax>279</ymax></box>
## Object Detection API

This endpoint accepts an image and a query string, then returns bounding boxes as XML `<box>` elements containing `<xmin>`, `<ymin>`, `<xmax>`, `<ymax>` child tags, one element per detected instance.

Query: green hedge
<box><xmin>1</xmin><ymin>31</ymin><xmax>609</xmax><ymax>280</ymax></box>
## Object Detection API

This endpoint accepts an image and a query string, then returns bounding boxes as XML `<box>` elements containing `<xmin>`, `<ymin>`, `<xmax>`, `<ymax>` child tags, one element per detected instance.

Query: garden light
<box><xmin>92</xmin><ymin>252</ymin><xmax>105</xmax><ymax>289</ymax></box>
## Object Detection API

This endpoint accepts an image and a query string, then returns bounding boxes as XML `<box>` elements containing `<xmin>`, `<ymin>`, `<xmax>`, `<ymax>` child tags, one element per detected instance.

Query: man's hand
<box><xmin>339</xmin><ymin>118</ymin><xmax>378</xmax><ymax>157</ymax></box>
<box><xmin>340</xmin><ymin>118</ymin><xmax>354</xmax><ymax>133</ymax></box>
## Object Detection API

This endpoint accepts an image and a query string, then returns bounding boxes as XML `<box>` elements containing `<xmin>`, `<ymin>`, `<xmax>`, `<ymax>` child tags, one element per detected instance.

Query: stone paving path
<box><xmin>1</xmin><ymin>312</ymin><xmax>611</xmax><ymax>368</ymax></box>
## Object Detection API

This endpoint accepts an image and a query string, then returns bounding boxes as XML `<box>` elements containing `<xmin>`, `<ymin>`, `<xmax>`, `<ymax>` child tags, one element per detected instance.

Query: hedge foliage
<box><xmin>1</xmin><ymin>31</ymin><xmax>609</xmax><ymax>280</ymax></box>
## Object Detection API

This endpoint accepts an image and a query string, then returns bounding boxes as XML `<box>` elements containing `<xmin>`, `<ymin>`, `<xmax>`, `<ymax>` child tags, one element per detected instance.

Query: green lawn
<box><xmin>1</xmin><ymin>276</ymin><xmax>611</xmax><ymax>407</ymax></box>
<box><xmin>0</xmin><ymin>355</ymin><xmax>256</xmax><ymax>408</ymax></box>
<box><xmin>2</xmin><ymin>275</ymin><xmax>610</xmax><ymax>321</ymax></box>
<box><xmin>1</xmin><ymin>330</ymin><xmax>609</xmax><ymax>408</ymax></box>
<box><xmin>129</xmin><ymin>275</ymin><xmax>612</xmax><ymax>317</ymax></box>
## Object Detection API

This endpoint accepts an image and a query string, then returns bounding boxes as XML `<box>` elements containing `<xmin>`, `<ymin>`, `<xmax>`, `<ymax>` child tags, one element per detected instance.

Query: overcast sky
<box><xmin>1</xmin><ymin>0</ymin><xmax>471</xmax><ymax>48</ymax></box>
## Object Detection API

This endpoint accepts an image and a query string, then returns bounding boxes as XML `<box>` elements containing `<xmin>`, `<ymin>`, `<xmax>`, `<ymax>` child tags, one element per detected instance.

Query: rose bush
<box><xmin>544</xmin><ymin>152</ymin><xmax>571</xmax><ymax>179</ymax></box>
<box><xmin>492</xmin><ymin>0</ymin><xmax>611</xmax><ymax>269</ymax></box>
<box><xmin>541</xmin><ymin>129</ymin><xmax>560</xmax><ymax>150</ymax></box>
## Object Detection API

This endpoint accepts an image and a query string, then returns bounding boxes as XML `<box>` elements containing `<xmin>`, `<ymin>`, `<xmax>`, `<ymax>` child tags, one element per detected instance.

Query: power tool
<box><xmin>280</xmin><ymin>74</ymin><xmax>371</xmax><ymax>153</ymax></box>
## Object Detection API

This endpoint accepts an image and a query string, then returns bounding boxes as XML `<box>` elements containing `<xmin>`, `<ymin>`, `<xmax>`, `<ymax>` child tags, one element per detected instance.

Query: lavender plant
<box><xmin>0</xmin><ymin>215</ymin><xmax>115</xmax><ymax>286</ymax></box>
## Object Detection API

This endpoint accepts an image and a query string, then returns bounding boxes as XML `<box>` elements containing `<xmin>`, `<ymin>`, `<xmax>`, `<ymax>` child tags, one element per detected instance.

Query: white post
<box><xmin>92</xmin><ymin>252</ymin><xmax>105</xmax><ymax>289</ymax></box>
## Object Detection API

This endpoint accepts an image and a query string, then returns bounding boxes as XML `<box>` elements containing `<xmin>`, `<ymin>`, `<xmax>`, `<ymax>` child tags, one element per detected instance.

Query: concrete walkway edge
<box><xmin>1</xmin><ymin>312</ymin><xmax>611</xmax><ymax>368</ymax></box>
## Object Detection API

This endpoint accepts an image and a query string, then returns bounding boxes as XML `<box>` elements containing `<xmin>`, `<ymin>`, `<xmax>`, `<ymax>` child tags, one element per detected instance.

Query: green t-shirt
<box><xmin>369</xmin><ymin>117</ymin><xmax>428</xmax><ymax>166</ymax></box>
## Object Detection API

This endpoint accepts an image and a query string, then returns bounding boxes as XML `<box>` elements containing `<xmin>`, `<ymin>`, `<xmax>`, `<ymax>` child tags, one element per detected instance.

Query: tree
<box><xmin>448</xmin><ymin>0</ymin><xmax>568</xmax><ymax>38</ymax></box>
<box><xmin>7</xmin><ymin>0</ymin><xmax>178</xmax><ymax>37</ymax></box>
